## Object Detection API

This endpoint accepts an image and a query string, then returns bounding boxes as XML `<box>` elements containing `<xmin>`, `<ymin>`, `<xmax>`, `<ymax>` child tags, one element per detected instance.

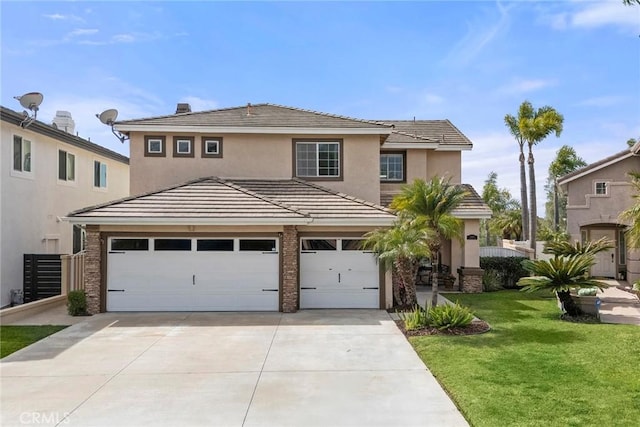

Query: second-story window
<box><xmin>202</xmin><ymin>137</ymin><xmax>223</xmax><ymax>158</ymax></box>
<box><xmin>295</xmin><ymin>140</ymin><xmax>341</xmax><ymax>179</ymax></box>
<box><xmin>58</xmin><ymin>149</ymin><xmax>75</xmax><ymax>181</ymax></box>
<box><xmin>144</xmin><ymin>136</ymin><xmax>166</xmax><ymax>157</ymax></box>
<box><xmin>94</xmin><ymin>161</ymin><xmax>107</xmax><ymax>188</ymax></box>
<box><xmin>595</xmin><ymin>181</ymin><xmax>607</xmax><ymax>195</ymax></box>
<box><xmin>13</xmin><ymin>135</ymin><xmax>32</xmax><ymax>173</ymax></box>
<box><xmin>173</xmin><ymin>136</ymin><xmax>194</xmax><ymax>158</ymax></box>
<box><xmin>380</xmin><ymin>153</ymin><xmax>405</xmax><ymax>182</ymax></box>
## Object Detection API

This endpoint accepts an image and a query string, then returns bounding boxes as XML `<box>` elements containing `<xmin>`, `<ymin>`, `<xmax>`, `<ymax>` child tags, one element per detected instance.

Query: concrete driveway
<box><xmin>1</xmin><ymin>310</ymin><xmax>468</xmax><ymax>427</ymax></box>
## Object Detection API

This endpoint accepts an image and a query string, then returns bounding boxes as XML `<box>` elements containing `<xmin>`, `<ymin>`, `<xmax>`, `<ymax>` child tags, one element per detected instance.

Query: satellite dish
<box><xmin>52</xmin><ymin>122</ymin><xmax>58</xmax><ymax>130</ymax></box>
<box><xmin>15</xmin><ymin>92</ymin><xmax>44</xmax><ymax>111</ymax></box>
<box><xmin>97</xmin><ymin>109</ymin><xmax>119</xmax><ymax>125</ymax></box>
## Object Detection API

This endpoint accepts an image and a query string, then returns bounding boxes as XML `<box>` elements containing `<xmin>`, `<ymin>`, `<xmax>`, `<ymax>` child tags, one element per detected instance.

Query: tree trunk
<box><xmin>391</xmin><ymin>267</ymin><xmax>404</xmax><ymax>307</ymax></box>
<box><xmin>485</xmin><ymin>219</ymin><xmax>491</xmax><ymax>246</ymax></box>
<box><xmin>519</xmin><ymin>147</ymin><xmax>529</xmax><ymax>241</ymax></box>
<box><xmin>528</xmin><ymin>146</ymin><xmax>537</xmax><ymax>253</ymax></box>
<box><xmin>553</xmin><ymin>179</ymin><xmax>559</xmax><ymax>231</ymax></box>
<box><xmin>556</xmin><ymin>290</ymin><xmax>583</xmax><ymax>317</ymax></box>
<box><xmin>430</xmin><ymin>249</ymin><xmax>440</xmax><ymax>307</ymax></box>
<box><xmin>394</xmin><ymin>257</ymin><xmax>418</xmax><ymax>307</ymax></box>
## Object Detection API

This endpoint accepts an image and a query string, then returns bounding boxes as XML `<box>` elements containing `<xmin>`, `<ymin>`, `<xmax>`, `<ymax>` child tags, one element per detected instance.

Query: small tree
<box><xmin>620</xmin><ymin>172</ymin><xmax>640</xmax><ymax>248</ymax></box>
<box><xmin>364</xmin><ymin>216</ymin><xmax>434</xmax><ymax>307</ymax></box>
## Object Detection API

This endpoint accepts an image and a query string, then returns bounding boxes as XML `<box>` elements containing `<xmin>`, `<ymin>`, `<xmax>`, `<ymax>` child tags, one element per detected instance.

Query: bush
<box><xmin>480</xmin><ymin>256</ymin><xmax>529</xmax><ymax>289</ymax></box>
<box><xmin>67</xmin><ymin>290</ymin><xmax>88</xmax><ymax>316</ymax></box>
<box><xmin>427</xmin><ymin>303</ymin><xmax>474</xmax><ymax>330</ymax></box>
<box><xmin>482</xmin><ymin>269</ymin><xmax>504</xmax><ymax>292</ymax></box>
<box><xmin>634</xmin><ymin>280</ymin><xmax>640</xmax><ymax>292</ymax></box>
<box><xmin>398</xmin><ymin>305</ymin><xmax>429</xmax><ymax>330</ymax></box>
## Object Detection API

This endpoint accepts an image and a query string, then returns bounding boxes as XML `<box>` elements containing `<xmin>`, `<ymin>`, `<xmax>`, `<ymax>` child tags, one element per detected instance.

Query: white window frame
<box><xmin>380</xmin><ymin>153</ymin><xmax>404</xmax><ymax>182</ymax></box>
<box><xmin>594</xmin><ymin>181</ymin><xmax>608</xmax><ymax>195</ymax></box>
<box><xmin>176</xmin><ymin>139</ymin><xmax>192</xmax><ymax>155</ymax></box>
<box><xmin>147</xmin><ymin>138</ymin><xmax>163</xmax><ymax>154</ymax></box>
<box><xmin>205</xmin><ymin>139</ymin><xmax>219</xmax><ymax>155</ymax></box>
<box><xmin>295</xmin><ymin>141</ymin><xmax>341</xmax><ymax>178</ymax></box>
<box><xmin>11</xmin><ymin>135</ymin><xmax>34</xmax><ymax>179</ymax></box>
<box><xmin>93</xmin><ymin>160</ymin><xmax>108</xmax><ymax>189</ymax></box>
<box><xmin>58</xmin><ymin>149</ymin><xmax>76</xmax><ymax>182</ymax></box>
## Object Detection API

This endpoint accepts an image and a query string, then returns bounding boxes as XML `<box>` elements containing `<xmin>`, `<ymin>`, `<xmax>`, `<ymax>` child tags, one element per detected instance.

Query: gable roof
<box><xmin>115</xmin><ymin>103</ymin><xmax>393</xmax><ymax>135</ymax></box>
<box><xmin>67</xmin><ymin>177</ymin><xmax>396</xmax><ymax>226</ymax></box>
<box><xmin>378</xmin><ymin>119</ymin><xmax>473</xmax><ymax>150</ymax></box>
<box><xmin>558</xmin><ymin>145</ymin><xmax>640</xmax><ymax>186</ymax></box>
<box><xmin>1</xmin><ymin>106</ymin><xmax>129</xmax><ymax>165</ymax></box>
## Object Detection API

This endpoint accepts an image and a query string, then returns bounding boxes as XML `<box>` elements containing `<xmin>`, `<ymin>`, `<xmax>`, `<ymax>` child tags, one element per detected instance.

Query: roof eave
<box><xmin>115</xmin><ymin>124</ymin><xmax>392</xmax><ymax>135</ymax></box>
<box><xmin>63</xmin><ymin>217</ymin><xmax>312</xmax><ymax>226</ymax></box>
<box><xmin>308</xmin><ymin>218</ymin><xmax>396</xmax><ymax>227</ymax></box>
<box><xmin>558</xmin><ymin>151</ymin><xmax>635</xmax><ymax>185</ymax></box>
<box><xmin>381</xmin><ymin>142</ymin><xmax>472</xmax><ymax>151</ymax></box>
<box><xmin>452</xmin><ymin>210</ymin><xmax>493</xmax><ymax>219</ymax></box>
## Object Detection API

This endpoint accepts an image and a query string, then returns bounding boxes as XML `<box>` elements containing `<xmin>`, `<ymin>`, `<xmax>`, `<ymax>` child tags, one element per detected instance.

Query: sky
<box><xmin>2</xmin><ymin>0</ymin><xmax>639</xmax><ymax>215</ymax></box>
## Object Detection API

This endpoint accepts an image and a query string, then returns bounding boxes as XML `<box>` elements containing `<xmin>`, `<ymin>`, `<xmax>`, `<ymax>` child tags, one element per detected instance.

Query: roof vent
<box><xmin>246</xmin><ymin>102</ymin><xmax>252</xmax><ymax>116</ymax></box>
<box><xmin>176</xmin><ymin>103</ymin><xmax>191</xmax><ymax>114</ymax></box>
<box><xmin>52</xmin><ymin>110</ymin><xmax>75</xmax><ymax>134</ymax></box>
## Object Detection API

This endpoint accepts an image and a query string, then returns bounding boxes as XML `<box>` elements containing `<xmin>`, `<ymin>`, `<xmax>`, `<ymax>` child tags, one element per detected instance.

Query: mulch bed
<box><xmin>395</xmin><ymin>319</ymin><xmax>491</xmax><ymax>337</ymax></box>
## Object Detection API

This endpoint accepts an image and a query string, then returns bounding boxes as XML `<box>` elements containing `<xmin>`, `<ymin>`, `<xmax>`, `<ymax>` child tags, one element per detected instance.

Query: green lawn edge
<box><xmin>1</xmin><ymin>325</ymin><xmax>68</xmax><ymax>358</ymax></box>
<box><xmin>409</xmin><ymin>290</ymin><xmax>640</xmax><ymax>427</ymax></box>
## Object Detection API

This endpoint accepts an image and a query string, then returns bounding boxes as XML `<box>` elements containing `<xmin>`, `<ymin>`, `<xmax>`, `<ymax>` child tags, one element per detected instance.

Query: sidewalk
<box><xmin>597</xmin><ymin>280</ymin><xmax>640</xmax><ymax>325</ymax></box>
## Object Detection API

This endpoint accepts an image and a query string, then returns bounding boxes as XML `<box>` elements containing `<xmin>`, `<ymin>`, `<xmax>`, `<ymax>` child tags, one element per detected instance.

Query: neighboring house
<box><xmin>559</xmin><ymin>143</ymin><xmax>640</xmax><ymax>283</ymax></box>
<box><xmin>0</xmin><ymin>106</ymin><xmax>130</xmax><ymax>308</ymax></box>
<box><xmin>66</xmin><ymin>103</ymin><xmax>490</xmax><ymax>314</ymax></box>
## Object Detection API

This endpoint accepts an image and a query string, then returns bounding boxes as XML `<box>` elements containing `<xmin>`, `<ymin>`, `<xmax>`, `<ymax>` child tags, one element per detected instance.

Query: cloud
<box><xmin>577</xmin><ymin>95</ymin><xmax>628</xmax><ymax>107</ymax></box>
<box><xmin>43</xmin><ymin>13</ymin><xmax>85</xmax><ymax>22</ymax></box>
<box><xmin>498</xmin><ymin>78</ymin><xmax>557</xmax><ymax>95</ymax></box>
<box><xmin>67</xmin><ymin>29</ymin><xmax>99</xmax><ymax>38</ymax></box>
<box><xmin>179</xmin><ymin>96</ymin><xmax>219</xmax><ymax>112</ymax></box>
<box><xmin>541</xmin><ymin>1</ymin><xmax>640</xmax><ymax>32</ymax></box>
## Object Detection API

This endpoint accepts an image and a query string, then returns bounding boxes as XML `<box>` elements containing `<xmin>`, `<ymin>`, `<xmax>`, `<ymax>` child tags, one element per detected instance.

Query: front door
<box><xmin>589</xmin><ymin>229</ymin><xmax>615</xmax><ymax>278</ymax></box>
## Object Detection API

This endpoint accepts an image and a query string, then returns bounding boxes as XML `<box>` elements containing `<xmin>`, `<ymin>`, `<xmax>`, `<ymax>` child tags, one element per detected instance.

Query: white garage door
<box><xmin>107</xmin><ymin>237</ymin><xmax>279</xmax><ymax>311</ymax></box>
<box><xmin>300</xmin><ymin>238</ymin><xmax>380</xmax><ymax>309</ymax></box>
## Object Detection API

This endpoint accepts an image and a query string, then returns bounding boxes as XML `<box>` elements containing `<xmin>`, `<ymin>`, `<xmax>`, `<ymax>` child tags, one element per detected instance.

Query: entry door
<box><xmin>589</xmin><ymin>230</ymin><xmax>615</xmax><ymax>278</ymax></box>
<box><xmin>300</xmin><ymin>238</ymin><xmax>379</xmax><ymax>309</ymax></box>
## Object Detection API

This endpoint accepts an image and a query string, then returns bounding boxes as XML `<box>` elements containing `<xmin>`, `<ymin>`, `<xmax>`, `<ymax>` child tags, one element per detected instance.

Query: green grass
<box><xmin>411</xmin><ymin>290</ymin><xmax>640</xmax><ymax>427</ymax></box>
<box><xmin>1</xmin><ymin>325</ymin><xmax>67</xmax><ymax>358</ymax></box>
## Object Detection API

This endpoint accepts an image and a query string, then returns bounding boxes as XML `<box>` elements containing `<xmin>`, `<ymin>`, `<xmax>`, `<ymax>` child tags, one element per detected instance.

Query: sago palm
<box><xmin>620</xmin><ymin>171</ymin><xmax>640</xmax><ymax>248</ymax></box>
<box><xmin>543</xmin><ymin>237</ymin><xmax>613</xmax><ymax>258</ymax></box>
<box><xmin>363</xmin><ymin>216</ymin><xmax>435</xmax><ymax>307</ymax></box>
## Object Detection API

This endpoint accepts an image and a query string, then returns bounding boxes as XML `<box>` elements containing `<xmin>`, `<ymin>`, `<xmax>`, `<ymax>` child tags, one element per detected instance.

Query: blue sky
<box><xmin>2</xmin><ymin>1</ymin><xmax>639</xmax><ymax>213</ymax></box>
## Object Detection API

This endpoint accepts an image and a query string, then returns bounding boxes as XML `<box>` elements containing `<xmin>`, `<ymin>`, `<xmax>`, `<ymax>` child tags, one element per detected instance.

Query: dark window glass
<box><xmin>94</xmin><ymin>161</ymin><xmax>100</xmax><ymax>187</ymax></box>
<box><xmin>301</xmin><ymin>239</ymin><xmax>337</xmax><ymax>251</ymax></box>
<box><xmin>154</xmin><ymin>239</ymin><xmax>192</xmax><ymax>251</ymax></box>
<box><xmin>111</xmin><ymin>239</ymin><xmax>149</xmax><ymax>251</ymax></box>
<box><xmin>239</xmin><ymin>239</ymin><xmax>277</xmax><ymax>252</ymax></box>
<box><xmin>342</xmin><ymin>239</ymin><xmax>364</xmax><ymax>251</ymax></box>
<box><xmin>13</xmin><ymin>136</ymin><xmax>22</xmax><ymax>171</ymax></box>
<box><xmin>59</xmin><ymin>150</ymin><xmax>66</xmax><ymax>180</ymax></box>
<box><xmin>197</xmin><ymin>239</ymin><xmax>234</xmax><ymax>251</ymax></box>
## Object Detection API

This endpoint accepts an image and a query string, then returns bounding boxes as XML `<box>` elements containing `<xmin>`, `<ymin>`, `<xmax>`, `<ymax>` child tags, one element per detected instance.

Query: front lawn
<box><xmin>1</xmin><ymin>325</ymin><xmax>67</xmax><ymax>358</ymax></box>
<box><xmin>411</xmin><ymin>290</ymin><xmax>640</xmax><ymax>427</ymax></box>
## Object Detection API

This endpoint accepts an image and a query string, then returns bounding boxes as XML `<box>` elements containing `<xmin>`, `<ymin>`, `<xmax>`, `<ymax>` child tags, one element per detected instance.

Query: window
<box><xmin>595</xmin><ymin>181</ymin><xmax>607</xmax><ymax>195</ymax></box>
<box><xmin>154</xmin><ymin>239</ymin><xmax>192</xmax><ymax>251</ymax></box>
<box><xmin>13</xmin><ymin>135</ymin><xmax>32</xmax><ymax>173</ymax></box>
<box><xmin>202</xmin><ymin>137</ymin><xmax>223</xmax><ymax>158</ymax></box>
<box><xmin>239</xmin><ymin>239</ymin><xmax>277</xmax><ymax>252</ymax></box>
<box><xmin>173</xmin><ymin>136</ymin><xmax>194</xmax><ymax>158</ymax></box>
<box><xmin>301</xmin><ymin>239</ymin><xmax>337</xmax><ymax>251</ymax></box>
<box><xmin>619</xmin><ymin>230</ymin><xmax>626</xmax><ymax>265</ymax></box>
<box><xmin>197</xmin><ymin>239</ymin><xmax>234</xmax><ymax>251</ymax></box>
<box><xmin>58</xmin><ymin>150</ymin><xmax>75</xmax><ymax>181</ymax></box>
<box><xmin>144</xmin><ymin>136</ymin><xmax>166</xmax><ymax>157</ymax></box>
<box><xmin>295</xmin><ymin>140</ymin><xmax>341</xmax><ymax>178</ymax></box>
<box><xmin>111</xmin><ymin>239</ymin><xmax>149</xmax><ymax>251</ymax></box>
<box><xmin>342</xmin><ymin>239</ymin><xmax>365</xmax><ymax>251</ymax></box>
<box><xmin>94</xmin><ymin>161</ymin><xmax>107</xmax><ymax>188</ymax></box>
<box><xmin>380</xmin><ymin>153</ymin><xmax>405</xmax><ymax>182</ymax></box>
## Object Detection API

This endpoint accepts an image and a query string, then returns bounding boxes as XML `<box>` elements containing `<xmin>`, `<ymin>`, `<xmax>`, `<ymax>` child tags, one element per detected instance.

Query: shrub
<box><xmin>633</xmin><ymin>280</ymin><xmax>640</xmax><ymax>292</ymax></box>
<box><xmin>67</xmin><ymin>290</ymin><xmax>88</xmax><ymax>316</ymax></box>
<box><xmin>398</xmin><ymin>305</ymin><xmax>429</xmax><ymax>330</ymax></box>
<box><xmin>427</xmin><ymin>303</ymin><xmax>474</xmax><ymax>330</ymax></box>
<box><xmin>480</xmin><ymin>256</ymin><xmax>529</xmax><ymax>289</ymax></box>
<box><xmin>482</xmin><ymin>269</ymin><xmax>504</xmax><ymax>292</ymax></box>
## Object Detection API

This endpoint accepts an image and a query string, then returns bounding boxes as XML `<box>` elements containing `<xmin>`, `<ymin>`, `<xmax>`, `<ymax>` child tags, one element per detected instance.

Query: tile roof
<box><xmin>116</xmin><ymin>103</ymin><xmax>393</xmax><ymax>130</ymax></box>
<box><xmin>68</xmin><ymin>178</ymin><xmax>396</xmax><ymax>225</ymax></box>
<box><xmin>1</xmin><ymin>106</ymin><xmax>129</xmax><ymax>164</ymax></box>
<box><xmin>381</xmin><ymin>119</ymin><xmax>473</xmax><ymax>146</ymax></box>
<box><xmin>558</xmin><ymin>147</ymin><xmax>639</xmax><ymax>185</ymax></box>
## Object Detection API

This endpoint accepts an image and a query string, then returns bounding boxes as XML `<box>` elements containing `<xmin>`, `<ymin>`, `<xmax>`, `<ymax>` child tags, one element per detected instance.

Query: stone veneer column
<box><xmin>84</xmin><ymin>225</ymin><xmax>102</xmax><ymax>314</ymax></box>
<box><xmin>281</xmin><ymin>225</ymin><xmax>299</xmax><ymax>313</ymax></box>
<box><xmin>457</xmin><ymin>267</ymin><xmax>483</xmax><ymax>293</ymax></box>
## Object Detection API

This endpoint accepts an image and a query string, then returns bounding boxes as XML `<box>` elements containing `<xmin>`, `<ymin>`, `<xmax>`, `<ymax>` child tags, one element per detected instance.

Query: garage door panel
<box><xmin>301</xmin><ymin>289</ymin><xmax>379</xmax><ymax>309</ymax></box>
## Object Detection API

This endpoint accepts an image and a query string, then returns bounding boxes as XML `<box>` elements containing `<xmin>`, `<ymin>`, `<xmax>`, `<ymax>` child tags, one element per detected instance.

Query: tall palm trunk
<box><xmin>528</xmin><ymin>145</ymin><xmax>537</xmax><ymax>252</ymax></box>
<box><xmin>519</xmin><ymin>145</ymin><xmax>529</xmax><ymax>241</ymax></box>
<box><xmin>394</xmin><ymin>257</ymin><xmax>418</xmax><ymax>307</ymax></box>
<box><xmin>553</xmin><ymin>179</ymin><xmax>559</xmax><ymax>230</ymax></box>
<box><xmin>430</xmin><ymin>247</ymin><xmax>440</xmax><ymax>307</ymax></box>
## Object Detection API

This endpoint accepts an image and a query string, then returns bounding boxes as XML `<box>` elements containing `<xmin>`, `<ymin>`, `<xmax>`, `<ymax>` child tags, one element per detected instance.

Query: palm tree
<box><xmin>547</xmin><ymin>145</ymin><xmax>586</xmax><ymax>230</ymax></box>
<box><xmin>482</xmin><ymin>171</ymin><xmax>513</xmax><ymax>246</ymax></box>
<box><xmin>363</xmin><ymin>216</ymin><xmax>434</xmax><ymax>307</ymax></box>
<box><xmin>391</xmin><ymin>177</ymin><xmax>468</xmax><ymax>306</ymax></box>
<box><xmin>506</xmin><ymin>101</ymin><xmax>564</xmax><ymax>252</ymax></box>
<box><xmin>504</xmin><ymin>109</ymin><xmax>530</xmax><ymax>242</ymax></box>
<box><xmin>491</xmin><ymin>206</ymin><xmax>523</xmax><ymax>240</ymax></box>
<box><xmin>543</xmin><ymin>237</ymin><xmax>613</xmax><ymax>258</ymax></box>
<box><xmin>620</xmin><ymin>172</ymin><xmax>640</xmax><ymax>249</ymax></box>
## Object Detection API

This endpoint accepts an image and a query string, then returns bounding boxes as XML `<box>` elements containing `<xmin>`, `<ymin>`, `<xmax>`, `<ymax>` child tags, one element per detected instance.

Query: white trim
<box><xmin>451</xmin><ymin>210</ymin><xmax>493</xmax><ymax>219</ymax></box>
<box><xmin>558</xmin><ymin>151</ymin><xmax>634</xmax><ymax>185</ymax></box>
<box><xmin>116</xmin><ymin>124</ymin><xmax>392</xmax><ymax>135</ymax></box>
<box><xmin>381</xmin><ymin>142</ymin><xmax>472</xmax><ymax>151</ymax></box>
<box><xmin>64</xmin><ymin>216</ymin><xmax>395</xmax><ymax>227</ymax></box>
<box><xmin>175</xmin><ymin>139</ymin><xmax>192</xmax><ymax>154</ymax></box>
<box><xmin>204</xmin><ymin>139</ymin><xmax>220</xmax><ymax>155</ymax></box>
<box><xmin>307</xmin><ymin>218</ymin><xmax>395</xmax><ymax>226</ymax></box>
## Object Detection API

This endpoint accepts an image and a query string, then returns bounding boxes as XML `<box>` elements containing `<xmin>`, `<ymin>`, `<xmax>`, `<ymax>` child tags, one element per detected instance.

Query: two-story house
<box><xmin>67</xmin><ymin>103</ymin><xmax>489</xmax><ymax>314</ymax></box>
<box><xmin>559</xmin><ymin>142</ymin><xmax>640</xmax><ymax>284</ymax></box>
<box><xmin>1</xmin><ymin>106</ymin><xmax>130</xmax><ymax>308</ymax></box>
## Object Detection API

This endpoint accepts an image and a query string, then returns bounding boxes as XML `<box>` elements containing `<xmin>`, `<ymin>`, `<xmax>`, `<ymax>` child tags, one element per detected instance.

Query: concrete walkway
<box><xmin>1</xmin><ymin>310</ymin><xmax>468</xmax><ymax>427</ymax></box>
<box><xmin>598</xmin><ymin>280</ymin><xmax>640</xmax><ymax>325</ymax></box>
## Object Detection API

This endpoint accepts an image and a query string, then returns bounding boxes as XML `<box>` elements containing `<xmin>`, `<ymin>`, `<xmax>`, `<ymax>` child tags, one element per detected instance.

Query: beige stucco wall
<box><xmin>129</xmin><ymin>132</ymin><xmax>381</xmax><ymax>204</ymax></box>
<box><xmin>1</xmin><ymin>122</ymin><xmax>129</xmax><ymax>307</ymax></box>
